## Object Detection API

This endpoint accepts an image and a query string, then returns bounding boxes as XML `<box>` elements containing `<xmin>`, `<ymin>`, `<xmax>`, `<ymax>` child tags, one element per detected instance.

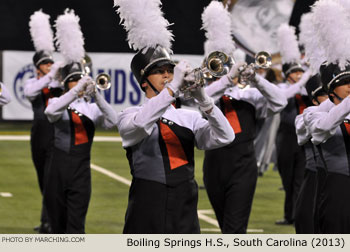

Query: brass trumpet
<box><xmin>95</xmin><ymin>73</ymin><xmax>111</xmax><ymax>90</ymax></box>
<box><xmin>181</xmin><ymin>51</ymin><xmax>234</xmax><ymax>97</ymax></box>
<box><xmin>254</xmin><ymin>51</ymin><xmax>272</xmax><ymax>69</ymax></box>
<box><xmin>238</xmin><ymin>51</ymin><xmax>272</xmax><ymax>88</ymax></box>
<box><xmin>53</xmin><ymin>58</ymin><xmax>112</xmax><ymax>91</ymax></box>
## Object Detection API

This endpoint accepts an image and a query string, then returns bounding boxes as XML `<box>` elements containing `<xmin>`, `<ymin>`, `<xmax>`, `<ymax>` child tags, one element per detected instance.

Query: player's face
<box><xmin>39</xmin><ymin>62</ymin><xmax>53</xmax><ymax>75</ymax></box>
<box><xmin>287</xmin><ymin>70</ymin><xmax>303</xmax><ymax>84</ymax></box>
<box><xmin>332</xmin><ymin>83</ymin><xmax>350</xmax><ymax>105</ymax></box>
<box><xmin>143</xmin><ymin>64</ymin><xmax>174</xmax><ymax>98</ymax></box>
<box><xmin>316</xmin><ymin>95</ymin><xmax>328</xmax><ymax>104</ymax></box>
<box><xmin>313</xmin><ymin>94</ymin><xmax>328</xmax><ymax>105</ymax></box>
<box><xmin>287</xmin><ymin>71</ymin><xmax>304</xmax><ymax>84</ymax></box>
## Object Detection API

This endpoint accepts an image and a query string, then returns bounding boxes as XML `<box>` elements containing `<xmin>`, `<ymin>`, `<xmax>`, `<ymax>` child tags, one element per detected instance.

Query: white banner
<box><xmin>2</xmin><ymin>51</ymin><xmax>203</xmax><ymax>120</ymax></box>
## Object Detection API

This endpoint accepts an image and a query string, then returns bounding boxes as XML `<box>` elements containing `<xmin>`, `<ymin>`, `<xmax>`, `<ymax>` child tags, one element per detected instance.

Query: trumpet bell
<box><xmin>255</xmin><ymin>51</ymin><xmax>272</xmax><ymax>68</ymax></box>
<box><xmin>205</xmin><ymin>51</ymin><xmax>235</xmax><ymax>77</ymax></box>
<box><xmin>95</xmin><ymin>73</ymin><xmax>111</xmax><ymax>90</ymax></box>
<box><xmin>180</xmin><ymin>51</ymin><xmax>234</xmax><ymax>98</ymax></box>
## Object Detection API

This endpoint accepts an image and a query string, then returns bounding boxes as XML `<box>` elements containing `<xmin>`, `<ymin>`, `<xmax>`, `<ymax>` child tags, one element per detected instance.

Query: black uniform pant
<box><xmin>294</xmin><ymin>169</ymin><xmax>317</xmax><ymax>233</ymax></box>
<box><xmin>276</xmin><ymin>131</ymin><xmax>305</xmax><ymax>222</ymax></box>
<box><xmin>203</xmin><ymin>141</ymin><xmax>258</xmax><ymax>234</ymax></box>
<box><xmin>30</xmin><ymin>123</ymin><xmax>53</xmax><ymax>225</ymax></box>
<box><xmin>317</xmin><ymin>172</ymin><xmax>350</xmax><ymax>234</ymax></box>
<box><xmin>123</xmin><ymin>178</ymin><xmax>200</xmax><ymax>234</ymax></box>
<box><xmin>44</xmin><ymin>147</ymin><xmax>91</xmax><ymax>234</ymax></box>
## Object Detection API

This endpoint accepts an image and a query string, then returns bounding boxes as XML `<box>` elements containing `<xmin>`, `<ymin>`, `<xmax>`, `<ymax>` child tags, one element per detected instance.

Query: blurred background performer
<box><xmin>293</xmin><ymin>10</ymin><xmax>330</xmax><ymax>234</ymax></box>
<box><xmin>114</xmin><ymin>0</ymin><xmax>234</xmax><ymax>234</ymax></box>
<box><xmin>0</xmin><ymin>83</ymin><xmax>11</xmax><ymax>106</ymax></box>
<box><xmin>294</xmin><ymin>76</ymin><xmax>328</xmax><ymax>233</ymax></box>
<box><xmin>304</xmin><ymin>0</ymin><xmax>350</xmax><ymax>233</ymax></box>
<box><xmin>274</xmin><ymin>23</ymin><xmax>312</xmax><ymax>225</ymax></box>
<box><xmin>200</xmin><ymin>1</ymin><xmax>287</xmax><ymax>234</ymax></box>
<box><xmin>23</xmin><ymin>10</ymin><xmax>63</xmax><ymax>234</ymax></box>
<box><xmin>44</xmin><ymin>9</ymin><xmax>118</xmax><ymax>234</ymax></box>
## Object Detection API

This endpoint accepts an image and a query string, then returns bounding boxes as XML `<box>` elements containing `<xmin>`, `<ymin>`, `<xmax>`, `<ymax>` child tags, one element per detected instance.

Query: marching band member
<box><xmin>293</xmin><ymin>11</ymin><xmax>327</xmax><ymax>234</ymax></box>
<box><xmin>203</xmin><ymin>66</ymin><xmax>287</xmax><ymax>233</ymax></box>
<box><xmin>294</xmin><ymin>74</ymin><xmax>328</xmax><ymax>233</ymax></box>
<box><xmin>303</xmin><ymin>0</ymin><xmax>350</xmax><ymax>233</ymax></box>
<box><xmin>306</xmin><ymin>65</ymin><xmax>350</xmax><ymax>233</ymax></box>
<box><xmin>114</xmin><ymin>0</ymin><xmax>234</xmax><ymax>233</ymax></box>
<box><xmin>24</xmin><ymin>10</ymin><xmax>63</xmax><ymax>233</ymax></box>
<box><xmin>44</xmin><ymin>9</ymin><xmax>118</xmax><ymax>234</ymax></box>
<box><xmin>0</xmin><ymin>83</ymin><xmax>11</xmax><ymax>106</ymax></box>
<box><xmin>200</xmin><ymin>1</ymin><xmax>287</xmax><ymax>234</ymax></box>
<box><xmin>274</xmin><ymin>23</ymin><xmax>312</xmax><ymax>225</ymax></box>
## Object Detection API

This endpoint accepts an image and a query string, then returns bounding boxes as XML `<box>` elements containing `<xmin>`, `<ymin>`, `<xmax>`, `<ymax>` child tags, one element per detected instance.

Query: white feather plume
<box><xmin>29</xmin><ymin>10</ymin><xmax>54</xmax><ymax>52</ymax></box>
<box><xmin>202</xmin><ymin>1</ymin><xmax>235</xmax><ymax>57</ymax></box>
<box><xmin>114</xmin><ymin>0</ymin><xmax>173</xmax><ymax>53</ymax></box>
<box><xmin>313</xmin><ymin>0</ymin><xmax>350</xmax><ymax>69</ymax></box>
<box><xmin>299</xmin><ymin>12</ymin><xmax>326</xmax><ymax>74</ymax></box>
<box><xmin>55</xmin><ymin>9</ymin><xmax>85</xmax><ymax>63</ymax></box>
<box><xmin>277</xmin><ymin>23</ymin><xmax>301</xmax><ymax>64</ymax></box>
<box><xmin>337</xmin><ymin>0</ymin><xmax>350</xmax><ymax>14</ymax></box>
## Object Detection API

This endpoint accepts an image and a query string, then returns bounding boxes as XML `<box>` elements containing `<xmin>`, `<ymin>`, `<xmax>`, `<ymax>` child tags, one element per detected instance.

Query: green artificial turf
<box><xmin>0</xmin><ymin>136</ymin><xmax>295</xmax><ymax>234</ymax></box>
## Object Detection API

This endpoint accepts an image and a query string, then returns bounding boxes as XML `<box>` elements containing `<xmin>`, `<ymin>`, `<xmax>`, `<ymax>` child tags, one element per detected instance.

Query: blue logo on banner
<box><xmin>13</xmin><ymin>64</ymin><xmax>36</xmax><ymax>109</ymax></box>
<box><xmin>96</xmin><ymin>68</ymin><xmax>142</xmax><ymax>106</ymax></box>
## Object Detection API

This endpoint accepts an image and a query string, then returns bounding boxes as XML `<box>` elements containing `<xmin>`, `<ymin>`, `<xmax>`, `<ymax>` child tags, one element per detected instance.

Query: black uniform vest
<box><xmin>126</xmin><ymin>118</ymin><xmax>195</xmax><ymax>187</ymax></box>
<box><xmin>54</xmin><ymin>106</ymin><xmax>95</xmax><ymax>155</ymax></box>
<box><xmin>280</xmin><ymin>95</ymin><xmax>312</xmax><ymax>131</ymax></box>
<box><xmin>31</xmin><ymin>87</ymin><xmax>63</xmax><ymax>147</ymax></box>
<box><xmin>317</xmin><ymin>121</ymin><xmax>350</xmax><ymax>176</ymax></box>
<box><xmin>31</xmin><ymin>87</ymin><xmax>63</xmax><ymax>121</ymax></box>
<box><xmin>218</xmin><ymin>95</ymin><xmax>256</xmax><ymax>146</ymax></box>
<box><xmin>303</xmin><ymin>140</ymin><xmax>318</xmax><ymax>172</ymax></box>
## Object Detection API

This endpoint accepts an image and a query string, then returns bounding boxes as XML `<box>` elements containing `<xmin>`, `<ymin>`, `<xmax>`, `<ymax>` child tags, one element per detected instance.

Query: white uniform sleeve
<box><xmin>306</xmin><ymin>97</ymin><xmax>350</xmax><ymax>145</ymax></box>
<box><xmin>295</xmin><ymin>113</ymin><xmax>309</xmax><ymax>145</ymax></box>
<box><xmin>280</xmin><ymin>83</ymin><xmax>303</xmax><ymax>99</ymax></box>
<box><xmin>48</xmin><ymin>80</ymin><xmax>63</xmax><ymax>89</ymax></box>
<box><xmin>44</xmin><ymin>90</ymin><xmax>77</xmax><ymax>123</ymax></box>
<box><xmin>92</xmin><ymin>91</ymin><xmax>118</xmax><ymax>129</ymax></box>
<box><xmin>278</xmin><ymin>70</ymin><xmax>311</xmax><ymax>99</ymax></box>
<box><xmin>205</xmin><ymin>75</ymin><xmax>232</xmax><ymax>102</ymax></box>
<box><xmin>116</xmin><ymin>88</ymin><xmax>176</xmax><ymax>147</ymax></box>
<box><xmin>24</xmin><ymin>75</ymin><xmax>52</xmax><ymax>101</ymax></box>
<box><xmin>251</xmin><ymin>75</ymin><xmax>288</xmax><ymax>117</ymax></box>
<box><xmin>193</xmin><ymin>105</ymin><xmax>235</xmax><ymax>150</ymax></box>
<box><xmin>317</xmin><ymin>98</ymin><xmax>334</xmax><ymax>112</ymax></box>
<box><xmin>0</xmin><ymin>83</ymin><xmax>11</xmax><ymax>106</ymax></box>
<box><xmin>303</xmin><ymin>104</ymin><xmax>331</xmax><ymax>134</ymax></box>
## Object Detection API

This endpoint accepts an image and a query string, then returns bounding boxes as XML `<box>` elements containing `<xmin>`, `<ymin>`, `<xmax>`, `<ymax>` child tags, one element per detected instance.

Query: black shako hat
<box><xmin>305</xmin><ymin>74</ymin><xmax>326</xmax><ymax>102</ymax></box>
<box><xmin>33</xmin><ymin>50</ymin><xmax>54</xmax><ymax>67</ymax></box>
<box><xmin>131</xmin><ymin>46</ymin><xmax>175</xmax><ymax>91</ymax></box>
<box><xmin>320</xmin><ymin>62</ymin><xmax>350</xmax><ymax>94</ymax></box>
<box><xmin>59</xmin><ymin>61</ymin><xmax>85</xmax><ymax>89</ymax></box>
<box><xmin>282</xmin><ymin>62</ymin><xmax>304</xmax><ymax>78</ymax></box>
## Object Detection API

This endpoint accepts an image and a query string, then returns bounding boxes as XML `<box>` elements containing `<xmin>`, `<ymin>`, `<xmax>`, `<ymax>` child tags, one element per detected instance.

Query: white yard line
<box><xmin>0</xmin><ymin>135</ymin><xmax>122</xmax><ymax>142</ymax></box>
<box><xmin>0</xmin><ymin>192</ymin><xmax>13</xmax><ymax>197</ymax></box>
<box><xmin>0</xmin><ymin>135</ymin><xmax>30</xmax><ymax>141</ymax></box>
<box><xmin>197</xmin><ymin>210</ymin><xmax>220</xmax><ymax>227</ymax></box>
<box><xmin>200</xmin><ymin>228</ymin><xmax>221</xmax><ymax>232</ymax></box>
<box><xmin>90</xmin><ymin>163</ymin><xmax>131</xmax><ymax>186</ymax></box>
